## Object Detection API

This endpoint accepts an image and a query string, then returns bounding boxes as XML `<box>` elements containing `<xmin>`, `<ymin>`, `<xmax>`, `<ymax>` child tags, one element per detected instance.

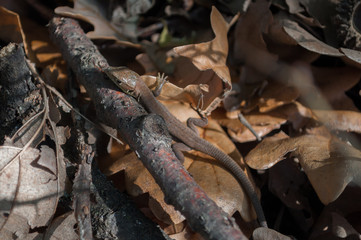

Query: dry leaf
<box><xmin>231</xmin><ymin>0</ymin><xmax>279</xmax><ymax>110</ymax></box>
<box><xmin>20</xmin><ymin>19</ymin><xmax>62</xmax><ymax>67</ymax></box>
<box><xmin>0</xmin><ymin>211</ymin><xmax>31</xmax><ymax>239</ymax></box>
<box><xmin>169</xmin><ymin>225</ymin><xmax>203</xmax><ymax>240</ymax></box>
<box><xmin>136</xmin><ymin>53</ymin><xmax>159</xmax><ymax>74</ymax></box>
<box><xmin>341</xmin><ymin>47</ymin><xmax>361</xmax><ymax>68</ymax></box>
<box><xmin>101</xmin><ymin>141</ymin><xmax>185</xmax><ymax>225</ymax></box>
<box><xmin>246</xmin><ymin>134</ymin><xmax>361</xmax><ymax>204</ymax></box>
<box><xmin>262</xmin><ymin>102</ymin><xmax>313</xmax><ymax>130</ymax></box>
<box><xmin>0</xmin><ymin>6</ymin><xmax>61</xmax><ymax>67</ymax></box>
<box><xmin>55</xmin><ymin>0</ymin><xmax>141</xmax><ymax>47</ymax></box>
<box><xmin>187</xmin><ymin>118</ymin><xmax>256</xmax><ymax>222</ymax></box>
<box><xmin>276</xmin><ymin>14</ymin><xmax>361</xmax><ymax>68</ymax></box>
<box><xmin>43</xmin><ymin>212</ymin><xmax>78</xmax><ymax>240</ymax></box>
<box><xmin>136</xmin><ymin>7</ymin><xmax>234</xmax><ymax>113</ymax></box>
<box><xmin>312</xmin><ymin>66</ymin><xmax>361</xmax><ymax>110</ymax></box>
<box><xmin>218</xmin><ymin>111</ymin><xmax>287</xmax><ymax>143</ymax></box>
<box><xmin>234</xmin><ymin>0</ymin><xmax>273</xmax><ymax>54</ymax></box>
<box><xmin>245</xmin><ymin>132</ymin><xmax>291</xmax><ymax>170</ymax></box>
<box><xmin>314</xmin><ymin>110</ymin><xmax>361</xmax><ymax>133</ymax></box>
<box><xmin>173</xmin><ymin>6</ymin><xmax>233</xmax><ymax>114</ymax></box>
<box><xmin>220</xmin><ymin>98</ymin><xmax>314</xmax><ymax>144</ymax></box>
<box><xmin>267</xmin><ymin>11</ymin><xmax>320</xmax><ymax>65</ymax></box>
<box><xmin>219</xmin><ymin>100</ymin><xmax>313</xmax><ymax>143</ymax></box>
<box><xmin>0</xmin><ymin>146</ymin><xmax>64</xmax><ymax>236</ymax></box>
<box><xmin>269</xmin><ymin>158</ymin><xmax>310</xmax><ymax>210</ymax></box>
<box><xmin>307</xmin><ymin>137</ymin><xmax>361</xmax><ymax>204</ymax></box>
<box><xmin>268</xmin><ymin>13</ymin><xmax>298</xmax><ymax>45</ymax></box>
<box><xmin>257</xmin><ymin>82</ymin><xmax>300</xmax><ymax>113</ymax></box>
<box><xmin>267</xmin><ymin>37</ymin><xmax>319</xmax><ymax>63</ymax></box>
<box><xmin>268</xmin><ymin>158</ymin><xmax>314</xmax><ymax>231</ymax></box>
<box><xmin>5</xmin><ymin>113</ymin><xmax>44</xmax><ymax>148</ymax></box>
<box><xmin>140</xmin><ymin>75</ymin><xmax>207</xmax><ymax>106</ymax></box>
<box><xmin>162</xmin><ymin>102</ymin><xmax>257</xmax><ymax>222</ymax></box>
<box><xmin>105</xmin><ymin>147</ymin><xmax>185</xmax><ymax>225</ymax></box>
<box><xmin>0</xmin><ymin>7</ymin><xmax>24</xmax><ymax>45</ymax></box>
<box><xmin>282</xmin><ymin>19</ymin><xmax>343</xmax><ymax>56</ymax></box>
<box><xmin>298</xmin><ymin>0</ymin><xmax>340</xmax><ymax>47</ymax></box>
<box><xmin>253</xmin><ymin>227</ymin><xmax>292</xmax><ymax>240</ymax></box>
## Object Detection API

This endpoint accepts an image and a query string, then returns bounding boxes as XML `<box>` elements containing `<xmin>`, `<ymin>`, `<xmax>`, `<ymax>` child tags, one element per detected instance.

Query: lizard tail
<box><xmin>204</xmin><ymin>142</ymin><xmax>268</xmax><ymax>228</ymax></box>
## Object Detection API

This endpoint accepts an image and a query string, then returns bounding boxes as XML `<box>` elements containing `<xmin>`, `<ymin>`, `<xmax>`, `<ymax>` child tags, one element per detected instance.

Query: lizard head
<box><xmin>104</xmin><ymin>67</ymin><xmax>139</xmax><ymax>97</ymax></box>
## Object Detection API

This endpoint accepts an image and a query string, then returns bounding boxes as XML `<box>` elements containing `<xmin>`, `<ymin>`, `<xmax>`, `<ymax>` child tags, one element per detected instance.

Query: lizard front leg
<box><xmin>152</xmin><ymin>72</ymin><xmax>168</xmax><ymax>97</ymax></box>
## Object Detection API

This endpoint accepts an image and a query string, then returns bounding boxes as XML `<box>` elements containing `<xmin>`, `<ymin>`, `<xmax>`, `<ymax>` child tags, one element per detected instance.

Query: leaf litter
<box><xmin>1</xmin><ymin>0</ymin><xmax>361</xmax><ymax>239</ymax></box>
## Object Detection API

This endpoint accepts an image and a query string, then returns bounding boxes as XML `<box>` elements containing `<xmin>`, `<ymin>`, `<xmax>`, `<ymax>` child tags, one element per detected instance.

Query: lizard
<box><xmin>103</xmin><ymin>66</ymin><xmax>268</xmax><ymax>228</ymax></box>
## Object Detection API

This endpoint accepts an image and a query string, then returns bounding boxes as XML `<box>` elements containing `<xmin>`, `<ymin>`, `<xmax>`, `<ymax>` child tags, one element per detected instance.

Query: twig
<box><xmin>26</xmin><ymin>60</ymin><xmax>124</xmax><ymax>145</ymax></box>
<box><xmin>72</xmin><ymin>130</ymin><xmax>94</xmax><ymax>240</ymax></box>
<box><xmin>49</xmin><ymin>17</ymin><xmax>247</xmax><ymax>240</ymax></box>
<box><xmin>238</xmin><ymin>112</ymin><xmax>261</xmax><ymax>141</ymax></box>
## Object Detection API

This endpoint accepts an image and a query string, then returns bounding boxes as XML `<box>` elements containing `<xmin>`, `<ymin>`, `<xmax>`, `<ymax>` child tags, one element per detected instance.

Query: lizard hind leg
<box><xmin>172</xmin><ymin>142</ymin><xmax>192</xmax><ymax>163</ymax></box>
<box><xmin>186</xmin><ymin>117</ymin><xmax>208</xmax><ymax>136</ymax></box>
<box><xmin>187</xmin><ymin>87</ymin><xmax>209</xmax><ymax>135</ymax></box>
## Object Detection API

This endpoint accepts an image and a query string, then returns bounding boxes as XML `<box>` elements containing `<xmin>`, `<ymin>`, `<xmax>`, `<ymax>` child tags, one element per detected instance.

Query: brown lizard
<box><xmin>104</xmin><ymin>66</ymin><xmax>267</xmax><ymax>228</ymax></box>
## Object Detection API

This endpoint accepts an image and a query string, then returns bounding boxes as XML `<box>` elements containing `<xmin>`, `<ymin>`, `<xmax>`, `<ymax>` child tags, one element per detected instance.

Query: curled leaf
<box><xmin>282</xmin><ymin>19</ymin><xmax>343</xmax><ymax>56</ymax></box>
<box><xmin>55</xmin><ymin>0</ymin><xmax>141</xmax><ymax>46</ymax></box>
<box><xmin>173</xmin><ymin>7</ymin><xmax>234</xmax><ymax>114</ymax></box>
<box><xmin>246</xmin><ymin>134</ymin><xmax>361</xmax><ymax>204</ymax></box>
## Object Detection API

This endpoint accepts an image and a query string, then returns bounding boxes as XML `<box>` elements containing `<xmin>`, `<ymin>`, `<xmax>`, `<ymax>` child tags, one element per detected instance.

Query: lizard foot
<box><xmin>172</xmin><ymin>142</ymin><xmax>191</xmax><ymax>163</ymax></box>
<box><xmin>153</xmin><ymin>72</ymin><xmax>168</xmax><ymax>97</ymax></box>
